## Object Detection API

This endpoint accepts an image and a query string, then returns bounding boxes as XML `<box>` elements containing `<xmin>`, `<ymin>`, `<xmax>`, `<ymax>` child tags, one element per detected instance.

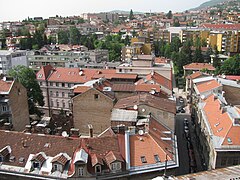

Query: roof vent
<box><xmin>9</xmin><ymin>156</ymin><xmax>15</xmax><ymax>162</ymax></box>
<box><xmin>227</xmin><ymin>137</ymin><xmax>232</xmax><ymax>144</ymax></box>
<box><xmin>19</xmin><ymin>157</ymin><xmax>25</xmax><ymax>163</ymax></box>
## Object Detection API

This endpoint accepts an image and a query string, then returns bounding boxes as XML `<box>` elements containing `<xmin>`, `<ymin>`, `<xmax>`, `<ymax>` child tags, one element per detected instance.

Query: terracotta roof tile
<box><xmin>201</xmin><ymin>23</ymin><xmax>240</xmax><ymax>30</ymax></box>
<box><xmin>0</xmin><ymin>80</ymin><xmax>13</xmax><ymax>93</ymax></box>
<box><xmin>0</xmin><ymin>131</ymin><xmax>80</xmax><ymax>167</ymax></box>
<box><xmin>203</xmin><ymin>95</ymin><xmax>232</xmax><ymax>138</ymax></box>
<box><xmin>135</xmin><ymin>84</ymin><xmax>161</xmax><ymax>93</ymax></box>
<box><xmin>145</xmin><ymin>72</ymin><xmax>172</xmax><ymax>90</ymax></box>
<box><xmin>188</xmin><ymin>71</ymin><xmax>203</xmax><ymax>79</ymax></box>
<box><xmin>222</xmin><ymin>126</ymin><xmax>240</xmax><ymax>146</ymax></box>
<box><xmin>31</xmin><ymin>152</ymin><xmax>47</xmax><ymax>164</ymax></box>
<box><xmin>196</xmin><ymin>80</ymin><xmax>222</xmax><ymax>93</ymax></box>
<box><xmin>114</xmin><ymin>94</ymin><xmax>176</xmax><ymax>114</ymax></box>
<box><xmin>130</xmin><ymin>133</ymin><xmax>171</xmax><ymax>167</ymax></box>
<box><xmin>73</xmin><ymin>86</ymin><xmax>91</xmax><ymax>94</ymax></box>
<box><xmin>105</xmin><ymin>151</ymin><xmax>124</xmax><ymax>166</ymax></box>
<box><xmin>183</xmin><ymin>63</ymin><xmax>215</xmax><ymax>71</ymax></box>
<box><xmin>51</xmin><ymin>153</ymin><xmax>70</xmax><ymax>166</ymax></box>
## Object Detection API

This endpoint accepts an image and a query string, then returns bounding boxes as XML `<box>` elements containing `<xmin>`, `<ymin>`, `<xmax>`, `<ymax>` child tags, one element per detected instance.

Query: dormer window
<box><xmin>95</xmin><ymin>165</ymin><xmax>101</xmax><ymax>173</ymax></box>
<box><xmin>78</xmin><ymin>167</ymin><xmax>84</xmax><ymax>176</ymax></box>
<box><xmin>111</xmin><ymin>162</ymin><xmax>121</xmax><ymax>171</ymax></box>
<box><xmin>33</xmin><ymin>161</ymin><xmax>40</xmax><ymax>168</ymax></box>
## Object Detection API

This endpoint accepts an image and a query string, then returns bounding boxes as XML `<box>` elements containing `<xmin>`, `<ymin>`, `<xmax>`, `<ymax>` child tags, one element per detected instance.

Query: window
<box><xmin>62</xmin><ymin>101</ymin><xmax>65</xmax><ymax>108</ymax></box>
<box><xmin>0</xmin><ymin>156</ymin><xmax>3</xmax><ymax>162</ymax></box>
<box><xmin>33</xmin><ymin>161</ymin><xmax>40</xmax><ymax>168</ymax></box>
<box><xmin>56</xmin><ymin>91</ymin><xmax>59</xmax><ymax>97</ymax></box>
<box><xmin>53</xmin><ymin>164</ymin><xmax>58</xmax><ymax>171</ymax></box>
<box><xmin>119</xmin><ymin>69</ymin><xmax>122</xmax><ymax>72</ymax></box>
<box><xmin>154</xmin><ymin>155</ymin><xmax>161</xmax><ymax>163</ymax></box>
<box><xmin>95</xmin><ymin>165</ymin><xmax>101</xmax><ymax>173</ymax></box>
<box><xmin>2</xmin><ymin>105</ymin><xmax>8</xmax><ymax>112</ymax></box>
<box><xmin>62</xmin><ymin>83</ymin><xmax>65</xmax><ymax>87</ymax></box>
<box><xmin>78</xmin><ymin>167</ymin><xmax>84</xmax><ymax>176</ymax></box>
<box><xmin>39</xmin><ymin>82</ymin><xmax>42</xmax><ymax>86</ymax></box>
<box><xmin>68</xmin><ymin>83</ymin><xmax>71</xmax><ymax>88</ymax></box>
<box><xmin>50</xmin><ymin>91</ymin><xmax>53</xmax><ymax>96</ymax></box>
<box><xmin>50</xmin><ymin>100</ymin><xmax>54</xmax><ymax>107</ymax></box>
<box><xmin>57</xmin><ymin>101</ymin><xmax>59</xmax><ymax>108</ymax></box>
<box><xmin>94</xmin><ymin>94</ymin><xmax>99</xmax><ymax>100</ymax></box>
<box><xmin>141</xmin><ymin>156</ymin><xmax>147</xmax><ymax>163</ymax></box>
<box><xmin>111</xmin><ymin>162</ymin><xmax>121</xmax><ymax>171</ymax></box>
<box><xmin>50</xmin><ymin>82</ymin><xmax>53</xmax><ymax>86</ymax></box>
<box><xmin>56</xmin><ymin>83</ymin><xmax>59</xmax><ymax>87</ymax></box>
<box><xmin>53</xmin><ymin>164</ymin><xmax>62</xmax><ymax>171</ymax></box>
<box><xmin>62</xmin><ymin>92</ymin><xmax>65</xmax><ymax>97</ymax></box>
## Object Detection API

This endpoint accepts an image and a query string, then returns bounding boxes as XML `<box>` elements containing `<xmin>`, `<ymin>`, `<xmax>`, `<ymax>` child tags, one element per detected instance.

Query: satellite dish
<box><xmin>61</xmin><ymin>131</ymin><xmax>68</xmax><ymax>137</ymax></box>
<box><xmin>138</xmin><ymin>130</ymin><xmax>144</xmax><ymax>136</ymax></box>
<box><xmin>133</xmin><ymin>105</ymin><xmax>138</xmax><ymax>110</ymax></box>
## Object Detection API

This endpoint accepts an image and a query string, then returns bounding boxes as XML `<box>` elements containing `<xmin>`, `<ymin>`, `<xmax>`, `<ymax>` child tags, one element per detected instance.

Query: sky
<box><xmin>0</xmin><ymin>0</ymin><xmax>208</xmax><ymax>22</ymax></box>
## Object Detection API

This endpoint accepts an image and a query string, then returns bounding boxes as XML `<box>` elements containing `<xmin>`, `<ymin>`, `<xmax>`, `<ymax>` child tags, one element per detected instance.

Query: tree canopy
<box><xmin>8</xmin><ymin>66</ymin><xmax>44</xmax><ymax>116</ymax></box>
<box><xmin>218</xmin><ymin>55</ymin><xmax>240</xmax><ymax>75</ymax></box>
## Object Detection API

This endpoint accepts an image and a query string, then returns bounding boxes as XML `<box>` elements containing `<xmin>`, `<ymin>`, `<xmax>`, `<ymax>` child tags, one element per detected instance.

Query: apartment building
<box><xmin>36</xmin><ymin>65</ymin><xmax>138</xmax><ymax>116</ymax></box>
<box><xmin>28</xmin><ymin>49</ymin><xmax>110</xmax><ymax>71</ymax></box>
<box><xmin>0</xmin><ymin>77</ymin><xmax>29</xmax><ymax>131</ymax></box>
<box><xmin>0</xmin><ymin>50</ymin><xmax>28</xmax><ymax>74</ymax></box>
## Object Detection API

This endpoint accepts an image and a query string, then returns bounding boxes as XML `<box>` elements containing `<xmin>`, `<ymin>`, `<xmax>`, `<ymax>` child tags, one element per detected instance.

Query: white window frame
<box><xmin>95</xmin><ymin>165</ymin><xmax>101</xmax><ymax>173</ymax></box>
<box><xmin>111</xmin><ymin>162</ymin><xmax>121</xmax><ymax>171</ymax></box>
<box><xmin>78</xmin><ymin>167</ymin><xmax>84</xmax><ymax>176</ymax></box>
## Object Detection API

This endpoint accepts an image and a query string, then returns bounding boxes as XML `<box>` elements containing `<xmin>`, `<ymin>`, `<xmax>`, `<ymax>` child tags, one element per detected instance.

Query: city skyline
<box><xmin>0</xmin><ymin>0</ymin><xmax>208</xmax><ymax>22</ymax></box>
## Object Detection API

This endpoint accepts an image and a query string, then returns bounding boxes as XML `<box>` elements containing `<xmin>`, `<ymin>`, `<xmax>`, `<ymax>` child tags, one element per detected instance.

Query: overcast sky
<box><xmin>0</xmin><ymin>0</ymin><xmax>208</xmax><ymax>22</ymax></box>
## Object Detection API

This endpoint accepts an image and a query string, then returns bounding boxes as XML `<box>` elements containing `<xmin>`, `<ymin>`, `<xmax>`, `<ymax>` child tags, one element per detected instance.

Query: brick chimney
<box><xmin>88</xmin><ymin>124</ymin><xmax>93</xmax><ymax>137</ymax></box>
<box><xmin>70</xmin><ymin>128</ymin><xmax>80</xmax><ymax>137</ymax></box>
<box><xmin>25</xmin><ymin>125</ymin><xmax>32</xmax><ymax>133</ymax></box>
<box><xmin>4</xmin><ymin>123</ymin><xmax>12</xmax><ymax>130</ymax></box>
<box><xmin>55</xmin><ymin>127</ymin><xmax>63</xmax><ymax>136</ymax></box>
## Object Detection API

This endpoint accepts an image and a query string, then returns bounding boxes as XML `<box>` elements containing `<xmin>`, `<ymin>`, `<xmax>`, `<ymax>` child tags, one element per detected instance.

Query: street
<box><xmin>174</xmin><ymin>114</ymin><xmax>191</xmax><ymax>175</ymax></box>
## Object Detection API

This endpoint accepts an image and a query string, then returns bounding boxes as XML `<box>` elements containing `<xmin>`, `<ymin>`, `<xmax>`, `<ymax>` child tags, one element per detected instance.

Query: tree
<box><xmin>205</xmin><ymin>47</ymin><xmax>213</xmax><ymax>63</ymax></box>
<box><xmin>170</xmin><ymin>37</ymin><xmax>181</xmax><ymax>52</ymax></box>
<box><xmin>129</xmin><ymin>9</ymin><xmax>134</xmax><ymax>20</ymax></box>
<box><xmin>164</xmin><ymin>43</ymin><xmax>171</xmax><ymax>58</ymax></box>
<box><xmin>69</xmin><ymin>27</ymin><xmax>80</xmax><ymax>45</ymax></box>
<box><xmin>8</xmin><ymin>66</ymin><xmax>44</xmax><ymax>116</ymax></box>
<box><xmin>212</xmin><ymin>45</ymin><xmax>221</xmax><ymax>68</ymax></box>
<box><xmin>166</xmin><ymin>10</ymin><xmax>173</xmax><ymax>19</ymax></box>
<box><xmin>57</xmin><ymin>30</ymin><xmax>69</xmax><ymax>44</ymax></box>
<box><xmin>181</xmin><ymin>39</ymin><xmax>192</xmax><ymax>65</ymax></box>
<box><xmin>218</xmin><ymin>55</ymin><xmax>240</xmax><ymax>75</ymax></box>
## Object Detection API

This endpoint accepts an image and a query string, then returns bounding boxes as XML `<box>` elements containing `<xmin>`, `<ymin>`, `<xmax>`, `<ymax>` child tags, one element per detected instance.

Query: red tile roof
<box><xmin>36</xmin><ymin>64</ymin><xmax>53</xmax><ymax>81</ymax></box>
<box><xmin>183</xmin><ymin>63</ymin><xmax>215</xmax><ymax>71</ymax></box>
<box><xmin>114</xmin><ymin>93</ymin><xmax>176</xmax><ymax>114</ymax></box>
<box><xmin>200</xmin><ymin>23</ymin><xmax>240</xmax><ymax>30</ymax></box>
<box><xmin>187</xmin><ymin>71</ymin><xmax>203</xmax><ymax>80</ymax></box>
<box><xmin>0</xmin><ymin>80</ymin><xmax>13</xmax><ymax>93</ymax></box>
<box><xmin>37</xmin><ymin>66</ymin><xmax>137</xmax><ymax>83</ymax></box>
<box><xmin>73</xmin><ymin>86</ymin><xmax>91</xmax><ymax>94</ymax></box>
<box><xmin>203</xmin><ymin>95</ymin><xmax>232</xmax><ymax>138</ymax></box>
<box><xmin>112</xmin><ymin>84</ymin><xmax>161</xmax><ymax>93</ymax></box>
<box><xmin>145</xmin><ymin>72</ymin><xmax>172</xmax><ymax>91</ymax></box>
<box><xmin>196</xmin><ymin>80</ymin><xmax>222</xmax><ymax>93</ymax></box>
<box><xmin>0</xmin><ymin>130</ymin><xmax>80</xmax><ymax>167</ymax></box>
<box><xmin>225</xmin><ymin>75</ymin><xmax>240</xmax><ymax>81</ymax></box>
<box><xmin>129</xmin><ymin>133</ymin><xmax>172</xmax><ymax>167</ymax></box>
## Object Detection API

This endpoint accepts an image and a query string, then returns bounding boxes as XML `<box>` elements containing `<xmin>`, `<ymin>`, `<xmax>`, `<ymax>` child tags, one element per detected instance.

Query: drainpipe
<box><xmin>125</xmin><ymin>130</ymin><xmax>131</xmax><ymax>170</ymax></box>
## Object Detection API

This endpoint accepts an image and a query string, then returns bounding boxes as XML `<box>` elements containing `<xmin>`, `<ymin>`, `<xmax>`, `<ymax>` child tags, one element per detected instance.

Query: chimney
<box><xmin>88</xmin><ymin>124</ymin><xmax>93</xmax><ymax>137</ymax></box>
<box><xmin>4</xmin><ymin>123</ymin><xmax>12</xmax><ymax>130</ymax></box>
<box><xmin>55</xmin><ymin>127</ymin><xmax>63</xmax><ymax>136</ymax></box>
<box><xmin>0</xmin><ymin>119</ymin><xmax>5</xmax><ymax>127</ymax></box>
<box><xmin>125</xmin><ymin>130</ymin><xmax>131</xmax><ymax>170</ymax></box>
<box><xmin>222</xmin><ymin>107</ymin><xmax>227</xmax><ymax>114</ymax></box>
<box><xmin>70</xmin><ymin>128</ymin><xmax>80</xmax><ymax>137</ymax></box>
<box><xmin>25</xmin><ymin>125</ymin><xmax>32</xmax><ymax>133</ymax></box>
